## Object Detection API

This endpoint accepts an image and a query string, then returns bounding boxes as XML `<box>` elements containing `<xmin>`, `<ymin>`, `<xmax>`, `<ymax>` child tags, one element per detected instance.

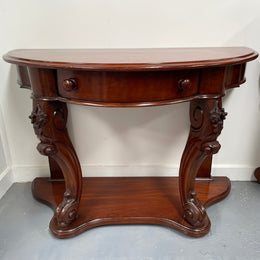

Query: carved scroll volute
<box><xmin>29</xmin><ymin>97</ymin><xmax>82</xmax><ymax>229</ymax></box>
<box><xmin>179</xmin><ymin>98</ymin><xmax>227</xmax><ymax>227</ymax></box>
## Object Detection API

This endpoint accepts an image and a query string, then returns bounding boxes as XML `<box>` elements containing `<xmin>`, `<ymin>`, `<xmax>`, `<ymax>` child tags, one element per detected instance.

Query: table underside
<box><xmin>32</xmin><ymin>176</ymin><xmax>230</xmax><ymax>238</ymax></box>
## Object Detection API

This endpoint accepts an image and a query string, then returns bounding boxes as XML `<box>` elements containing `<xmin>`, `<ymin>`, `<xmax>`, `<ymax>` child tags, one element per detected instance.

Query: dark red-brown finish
<box><xmin>3</xmin><ymin>47</ymin><xmax>257</xmax><ymax>70</ymax></box>
<box><xmin>254</xmin><ymin>167</ymin><xmax>260</xmax><ymax>183</ymax></box>
<box><xmin>57</xmin><ymin>69</ymin><xmax>200</xmax><ymax>104</ymax></box>
<box><xmin>179</xmin><ymin>98</ymin><xmax>227</xmax><ymax>227</ymax></box>
<box><xmin>29</xmin><ymin>98</ymin><xmax>82</xmax><ymax>228</ymax></box>
<box><xmin>32</xmin><ymin>176</ymin><xmax>230</xmax><ymax>238</ymax></box>
<box><xmin>48</xmin><ymin>157</ymin><xmax>64</xmax><ymax>179</ymax></box>
<box><xmin>3</xmin><ymin>47</ymin><xmax>258</xmax><ymax>238</ymax></box>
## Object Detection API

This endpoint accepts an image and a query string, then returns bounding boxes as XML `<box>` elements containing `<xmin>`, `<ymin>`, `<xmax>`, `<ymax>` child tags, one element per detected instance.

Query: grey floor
<box><xmin>0</xmin><ymin>182</ymin><xmax>260</xmax><ymax>260</ymax></box>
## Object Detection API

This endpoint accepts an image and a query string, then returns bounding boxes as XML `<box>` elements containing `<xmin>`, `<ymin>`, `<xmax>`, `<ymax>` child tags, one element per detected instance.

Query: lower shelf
<box><xmin>32</xmin><ymin>176</ymin><xmax>230</xmax><ymax>238</ymax></box>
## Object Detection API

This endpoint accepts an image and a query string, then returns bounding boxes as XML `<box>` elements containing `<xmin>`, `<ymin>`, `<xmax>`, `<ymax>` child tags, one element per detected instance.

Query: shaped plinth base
<box><xmin>32</xmin><ymin>176</ymin><xmax>230</xmax><ymax>238</ymax></box>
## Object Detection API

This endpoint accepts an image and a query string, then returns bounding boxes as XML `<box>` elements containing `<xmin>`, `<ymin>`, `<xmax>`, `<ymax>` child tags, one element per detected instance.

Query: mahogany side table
<box><xmin>3</xmin><ymin>48</ymin><xmax>258</xmax><ymax>238</ymax></box>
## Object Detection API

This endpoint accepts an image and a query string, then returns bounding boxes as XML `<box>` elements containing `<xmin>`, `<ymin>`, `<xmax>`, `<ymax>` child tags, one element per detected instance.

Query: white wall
<box><xmin>0</xmin><ymin>104</ymin><xmax>12</xmax><ymax>198</ymax></box>
<box><xmin>0</xmin><ymin>121</ymin><xmax>7</xmax><ymax>174</ymax></box>
<box><xmin>1</xmin><ymin>0</ymin><xmax>260</xmax><ymax>185</ymax></box>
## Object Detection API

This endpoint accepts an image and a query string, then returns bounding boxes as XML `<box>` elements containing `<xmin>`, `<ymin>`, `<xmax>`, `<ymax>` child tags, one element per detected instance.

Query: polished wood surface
<box><xmin>254</xmin><ymin>167</ymin><xmax>260</xmax><ymax>183</ymax></box>
<box><xmin>56</xmin><ymin>69</ymin><xmax>200</xmax><ymax>104</ymax></box>
<box><xmin>3</xmin><ymin>47</ymin><xmax>258</xmax><ymax>238</ymax></box>
<box><xmin>29</xmin><ymin>99</ymin><xmax>82</xmax><ymax>228</ymax></box>
<box><xmin>4</xmin><ymin>56</ymin><xmax>252</xmax><ymax>107</ymax></box>
<box><xmin>32</xmin><ymin>176</ymin><xmax>230</xmax><ymax>238</ymax></box>
<box><xmin>3</xmin><ymin>47</ymin><xmax>257</xmax><ymax>70</ymax></box>
<box><xmin>179</xmin><ymin>98</ymin><xmax>227</xmax><ymax>226</ymax></box>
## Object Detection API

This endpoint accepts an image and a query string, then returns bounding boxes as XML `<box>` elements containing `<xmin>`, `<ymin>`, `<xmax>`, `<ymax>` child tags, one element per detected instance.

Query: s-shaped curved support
<box><xmin>179</xmin><ymin>98</ymin><xmax>227</xmax><ymax>227</ymax></box>
<box><xmin>30</xmin><ymin>97</ymin><xmax>82</xmax><ymax>228</ymax></box>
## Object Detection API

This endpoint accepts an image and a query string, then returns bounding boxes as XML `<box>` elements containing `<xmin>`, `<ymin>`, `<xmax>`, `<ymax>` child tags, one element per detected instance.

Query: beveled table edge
<box><xmin>3</xmin><ymin>47</ymin><xmax>258</xmax><ymax>71</ymax></box>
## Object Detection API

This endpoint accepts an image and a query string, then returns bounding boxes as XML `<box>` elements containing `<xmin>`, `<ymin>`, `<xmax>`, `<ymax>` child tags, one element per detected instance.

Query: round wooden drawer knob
<box><xmin>178</xmin><ymin>79</ymin><xmax>192</xmax><ymax>91</ymax></box>
<box><xmin>63</xmin><ymin>78</ymin><xmax>77</xmax><ymax>91</ymax></box>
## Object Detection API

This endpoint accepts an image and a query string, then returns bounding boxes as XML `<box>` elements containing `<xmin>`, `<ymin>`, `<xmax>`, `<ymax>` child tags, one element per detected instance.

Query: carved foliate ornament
<box><xmin>30</xmin><ymin>98</ymin><xmax>81</xmax><ymax>229</ymax></box>
<box><xmin>29</xmin><ymin>102</ymin><xmax>47</xmax><ymax>136</ymax></box>
<box><xmin>209</xmin><ymin>102</ymin><xmax>227</xmax><ymax>135</ymax></box>
<box><xmin>180</xmin><ymin>98</ymin><xmax>227</xmax><ymax>227</ymax></box>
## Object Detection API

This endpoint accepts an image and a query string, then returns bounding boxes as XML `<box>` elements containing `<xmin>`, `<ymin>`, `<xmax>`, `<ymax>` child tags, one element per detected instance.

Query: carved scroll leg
<box><xmin>179</xmin><ymin>98</ymin><xmax>227</xmax><ymax>227</ymax></box>
<box><xmin>30</xmin><ymin>97</ymin><xmax>82</xmax><ymax>228</ymax></box>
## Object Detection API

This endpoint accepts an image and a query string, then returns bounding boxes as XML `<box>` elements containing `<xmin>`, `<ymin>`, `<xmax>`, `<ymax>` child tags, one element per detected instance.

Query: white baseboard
<box><xmin>0</xmin><ymin>167</ymin><xmax>13</xmax><ymax>199</ymax></box>
<box><xmin>0</xmin><ymin>165</ymin><xmax>257</xmax><ymax>199</ymax></box>
<box><xmin>12</xmin><ymin>165</ymin><xmax>180</xmax><ymax>182</ymax></box>
<box><xmin>11</xmin><ymin>164</ymin><xmax>258</xmax><ymax>182</ymax></box>
<box><xmin>211</xmin><ymin>166</ymin><xmax>257</xmax><ymax>181</ymax></box>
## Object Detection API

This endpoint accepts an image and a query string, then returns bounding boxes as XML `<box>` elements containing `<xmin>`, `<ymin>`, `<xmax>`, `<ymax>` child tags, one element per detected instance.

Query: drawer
<box><xmin>57</xmin><ymin>69</ymin><xmax>200</xmax><ymax>103</ymax></box>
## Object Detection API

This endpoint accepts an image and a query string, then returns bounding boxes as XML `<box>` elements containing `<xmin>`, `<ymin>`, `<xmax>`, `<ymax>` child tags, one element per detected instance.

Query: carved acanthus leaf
<box><xmin>29</xmin><ymin>102</ymin><xmax>47</xmax><ymax>136</ymax></box>
<box><xmin>209</xmin><ymin>102</ymin><xmax>227</xmax><ymax>135</ymax></box>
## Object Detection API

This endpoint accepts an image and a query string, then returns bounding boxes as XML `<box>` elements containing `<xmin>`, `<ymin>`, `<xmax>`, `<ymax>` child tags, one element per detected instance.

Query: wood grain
<box><xmin>32</xmin><ymin>176</ymin><xmax>230</xmax><ymax>238</ymax></box>
<box><xmin>3</xmin><ymin>47</ymin><xmax>258</xmax><ymax>71</ymax></box>
<box><xmin>3</xmin><ymin>47</ymin><xmax>258</xmax><ymax>238</ymax></box>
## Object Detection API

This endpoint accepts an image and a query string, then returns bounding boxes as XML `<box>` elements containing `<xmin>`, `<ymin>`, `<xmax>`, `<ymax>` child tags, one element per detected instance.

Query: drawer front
<box><xmin>57</xmin><ymin>69</ymin><xmax>200</xmax><ymax>103</ymax></box>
